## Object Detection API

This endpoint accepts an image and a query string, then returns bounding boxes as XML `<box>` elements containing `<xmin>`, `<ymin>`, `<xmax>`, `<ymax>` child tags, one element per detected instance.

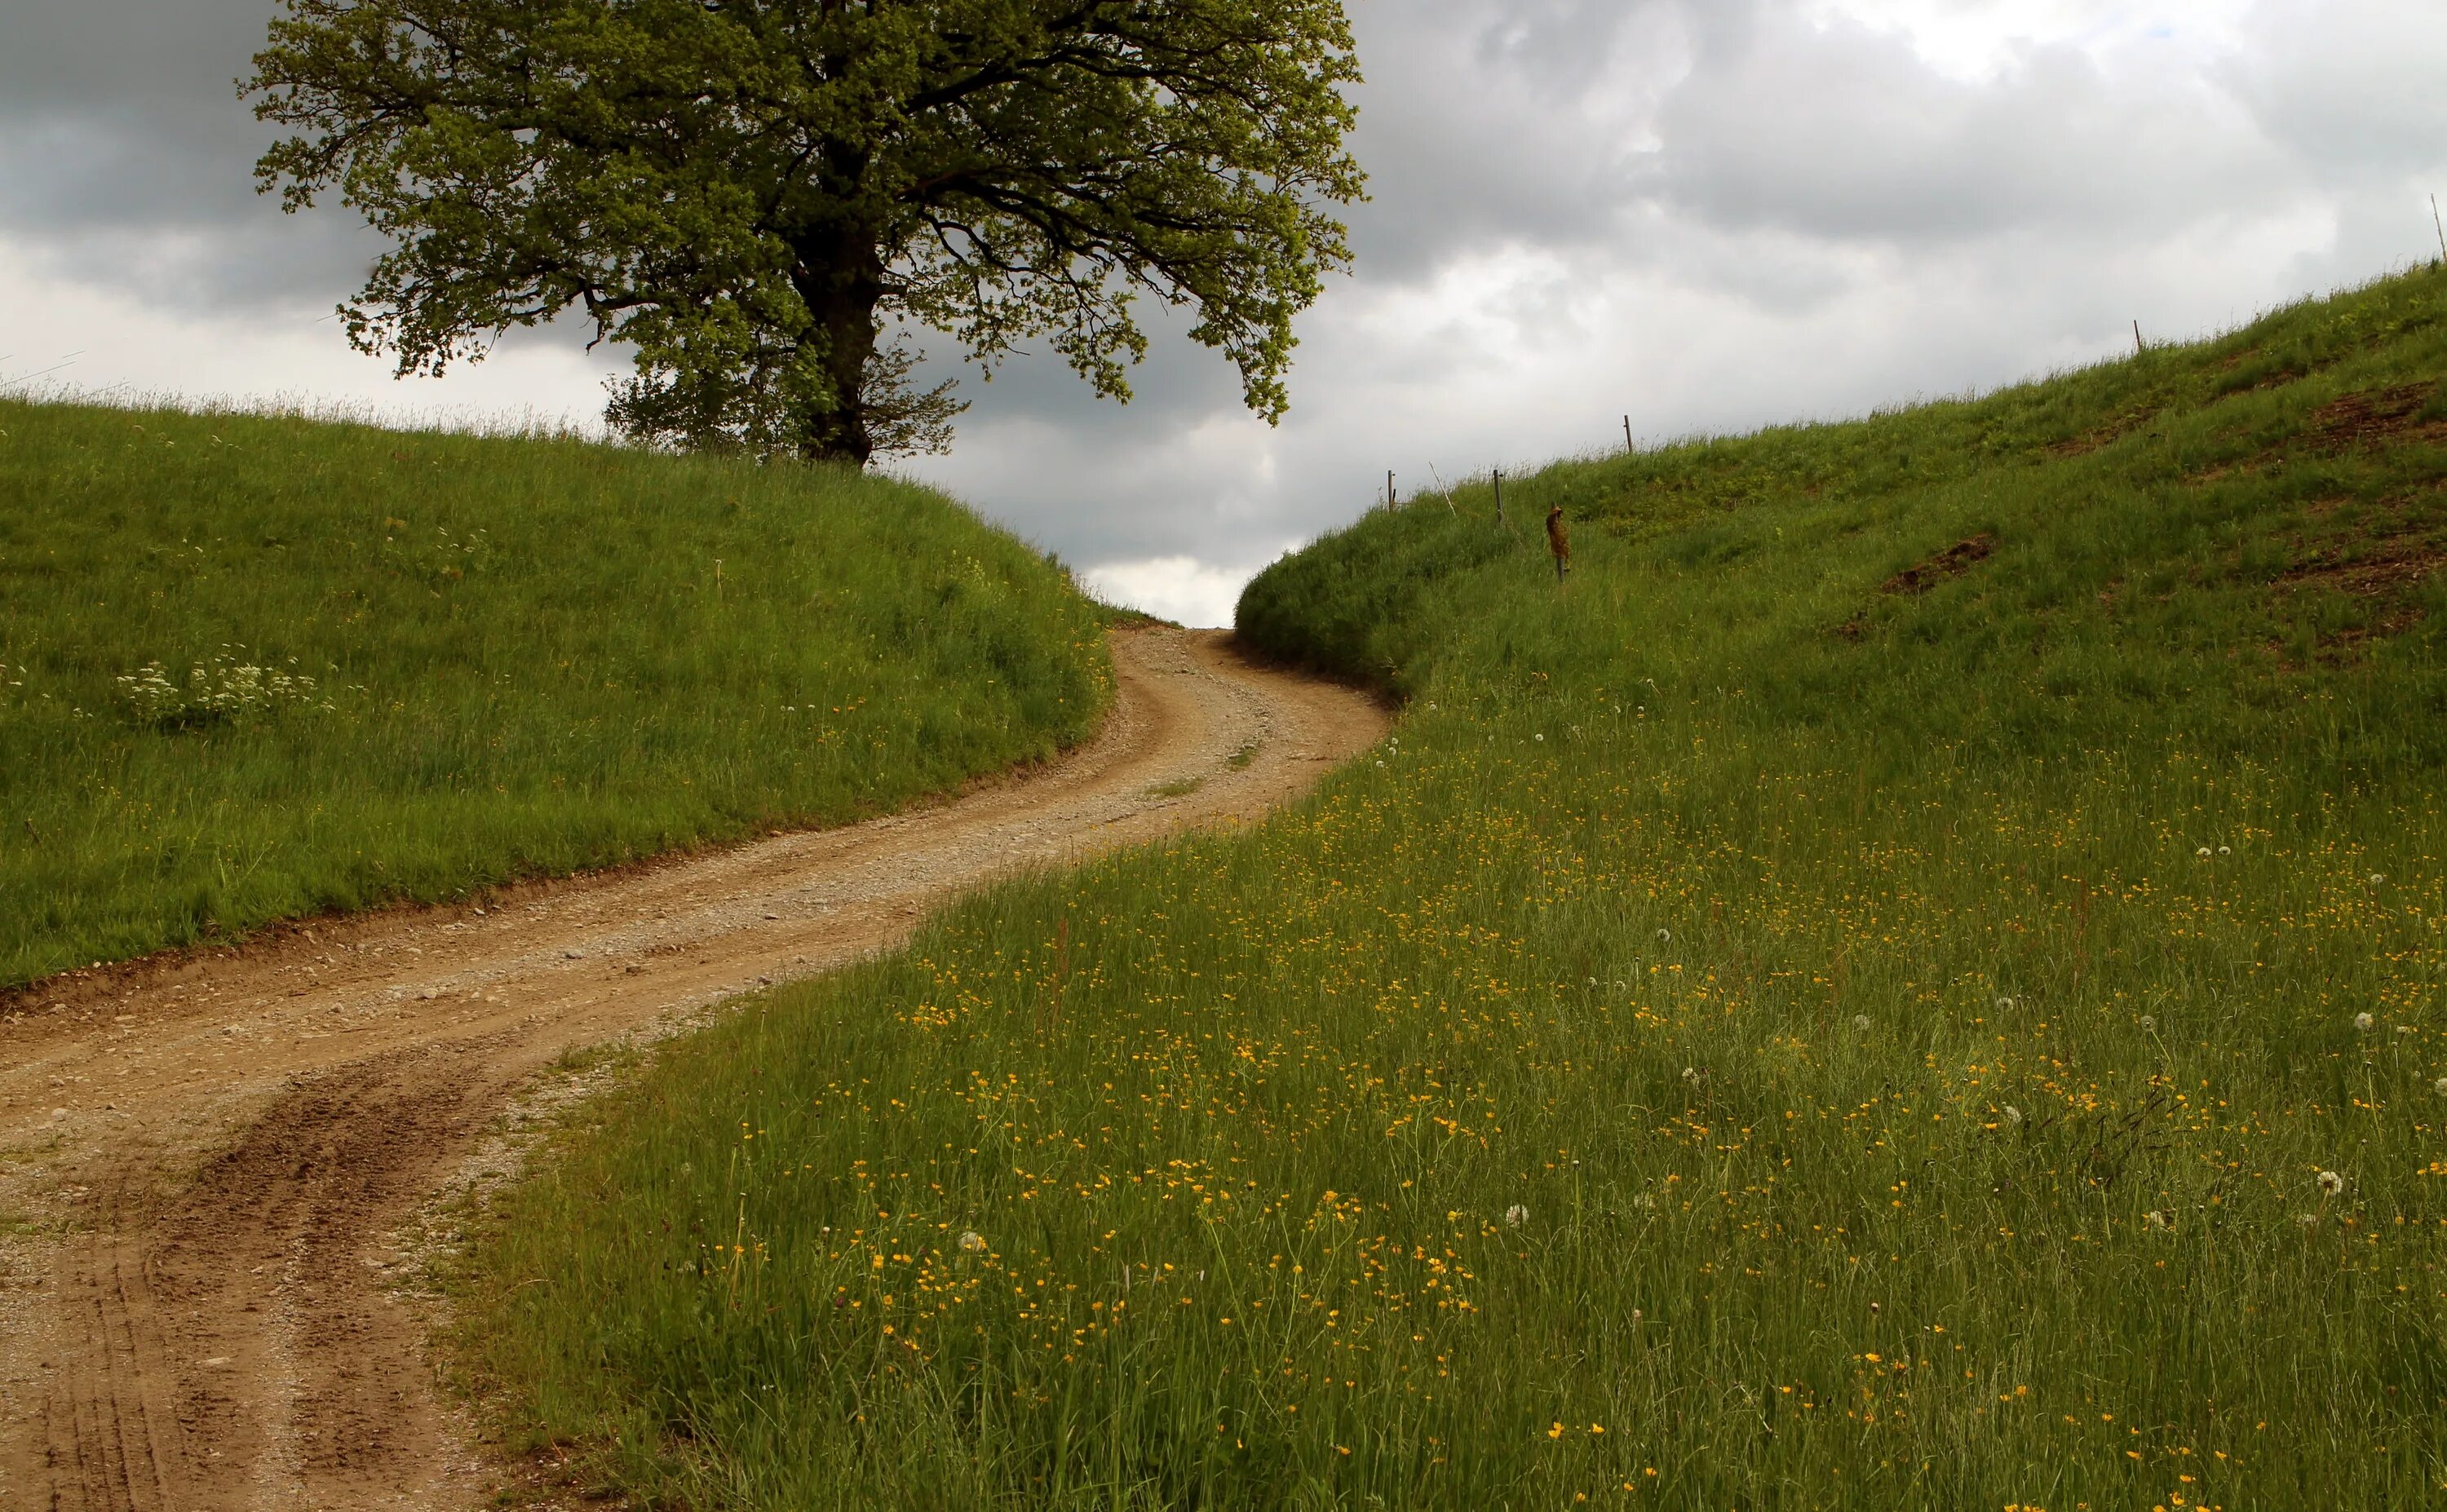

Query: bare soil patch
<box><xmin>1834</xmin><ymin>534</ymin><xmax>1997</xmax><ymax>639</ymax></box>
<box><xmin>2276</xmin><ymin>537</ymin><xmax>2447</xmax><ymax>599</ymax></box>
<box><xmin>1881</xmin><ymin>533</ymin><xmax>1996</xmax><ymax>596</ymax></box>
<box><xmin>2303</xmin><ymin>383</ymin><xmax>2445</xmax><ymax>453</ymax></box>
<box><xmin>0</xmin><ymin>626</ymin><xmax>1387</xmax><ymax>1512</ymax></box>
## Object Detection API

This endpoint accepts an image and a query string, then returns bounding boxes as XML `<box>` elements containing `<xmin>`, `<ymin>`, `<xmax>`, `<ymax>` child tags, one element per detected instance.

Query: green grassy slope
<box><xmin>460</xmin><ymin>270</ymin><xmax>2447</xmax><ymax>1510</ymax></box>
<box><xmin>0</xmin><ymin>401</ymin><xmax>1109</xmax><ymax>988</ymax></box>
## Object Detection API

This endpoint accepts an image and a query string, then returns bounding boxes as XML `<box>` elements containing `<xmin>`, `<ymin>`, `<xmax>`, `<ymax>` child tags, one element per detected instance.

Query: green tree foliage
<box><xmin>246</xmin><ymin>0</ymin><xmax>1366</xmax><ymax>463</ymax></box>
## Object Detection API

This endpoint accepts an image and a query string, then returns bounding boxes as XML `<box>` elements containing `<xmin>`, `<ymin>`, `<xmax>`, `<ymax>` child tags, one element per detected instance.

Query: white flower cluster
<box><xmin>117</xmin><ymin>650</ymin><xmax>334</xmax><ymax>726</ymax></box>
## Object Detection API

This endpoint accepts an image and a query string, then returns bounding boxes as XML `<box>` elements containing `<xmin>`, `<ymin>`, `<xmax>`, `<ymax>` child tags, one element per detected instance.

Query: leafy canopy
<box><xmin>247</xmin><ymin>0</ymin><xmax>1365</xmax><ymax>462</ymax></box>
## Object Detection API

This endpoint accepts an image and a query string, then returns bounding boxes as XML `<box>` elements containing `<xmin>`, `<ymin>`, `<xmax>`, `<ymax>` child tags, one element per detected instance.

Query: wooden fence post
<box><xmin>1493</xmin><ymin>469</ymin><xmax>1504</xmax><ymax>524</ymax></box>
<box><xmin>1623</xmin><ymin>415</ymin><xmax>1634</xmax><ymax>453</ymax></box>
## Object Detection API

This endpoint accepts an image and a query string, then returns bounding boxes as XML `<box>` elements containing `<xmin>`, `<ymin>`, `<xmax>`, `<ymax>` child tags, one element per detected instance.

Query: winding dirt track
<box><xmin>0</xmin><ymin>626</ymin><xmax>1386</xmax><ymax>1511</ymax></box>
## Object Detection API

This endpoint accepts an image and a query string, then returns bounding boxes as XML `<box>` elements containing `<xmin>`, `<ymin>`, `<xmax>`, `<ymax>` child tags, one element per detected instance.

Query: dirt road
<box><xmin>0</xmin><ymin>626</ymin><xmax>1387</xmax><ymax>1511</ymax></box>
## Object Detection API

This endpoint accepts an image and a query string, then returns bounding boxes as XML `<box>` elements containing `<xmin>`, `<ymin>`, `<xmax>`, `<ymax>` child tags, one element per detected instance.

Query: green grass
<box><xmin>458</xmin><ymin>268</ymin><xmax>2447</xmax><ymax>1509</ymax></box>
<box><xmin>0</xmin><ymin>400</ymin><xmax>1109</xmax><ymax>988</ymax></box>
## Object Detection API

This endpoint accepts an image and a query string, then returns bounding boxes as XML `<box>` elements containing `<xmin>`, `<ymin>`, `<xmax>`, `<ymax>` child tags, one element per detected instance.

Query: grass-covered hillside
<box><xmin>0</xmin><ymin>401</ymin><xmax>1108</xmax><ymax>988</ymax></box>
<box><xmin>462</xmin><ymin>269</ymin><xmax>2447</xmax><ymax>1510</ymax></box>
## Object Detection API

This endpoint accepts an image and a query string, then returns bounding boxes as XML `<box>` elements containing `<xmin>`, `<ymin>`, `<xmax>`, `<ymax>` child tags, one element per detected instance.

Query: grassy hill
<box><xmin>0</xmin><ymin>401</ymin><xmax>1109</xmax><ymax>988</ymax></box>
<box><xmin>459</xmin><ymin>268</ymin><xmax>2447</xmax><ymax>1509</ymax></box>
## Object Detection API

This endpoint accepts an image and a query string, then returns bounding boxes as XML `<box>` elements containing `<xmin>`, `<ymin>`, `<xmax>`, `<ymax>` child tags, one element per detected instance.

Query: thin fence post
<box><xmin>1493</xmin><ymin>469</ymin><xmax>1504</xmax><ymax>525</ymax></box>
<box><xmin>1623</xmin><ymin>415</ymin><xmax>1634</xmax><ymax>453</ymax></box>
<box><xmin>2133</xmin><ymin>320</ymin><xmax>2144</xmax><ymax>356</ymax></box>
<box><xmin>2433</xmin><ymin>194</ymin><xmax>2446</xmax><ymax>265</ymax></box>
<box><xmin>1387</xmin><ymin>470</ymin><xmax>1396</xmax><ymax>512</ymax></box>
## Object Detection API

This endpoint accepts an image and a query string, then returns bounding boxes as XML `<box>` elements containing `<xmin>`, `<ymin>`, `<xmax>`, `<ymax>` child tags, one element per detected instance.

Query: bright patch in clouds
<box><xmin>0</xmin><ymin>245</ymin><xmax>613</xmax><ymax>432</ymax></box>
<box><xmin>1803</xmin><ymin>0</ymin><xmax>2259</xmax><ymax>77</ymax></box>
<box><xmin>1081</xmin><ymin>556</ymin><xmax>1268</xmax><ymax>630</ymax></box>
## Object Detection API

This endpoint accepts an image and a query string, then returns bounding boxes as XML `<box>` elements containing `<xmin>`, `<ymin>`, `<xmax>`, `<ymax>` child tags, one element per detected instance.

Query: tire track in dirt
<box><xmin>0</xmin><ymin>626</ymin><xmax>1387</xmax><ymax>1510</ymax></box>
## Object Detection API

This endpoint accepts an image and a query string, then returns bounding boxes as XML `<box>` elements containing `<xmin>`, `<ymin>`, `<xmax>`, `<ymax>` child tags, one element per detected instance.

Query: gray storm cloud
<box><xmin>4</xmin><ymin>0</ymin><xmax>2442</xmax><ymax>625</ymax></box>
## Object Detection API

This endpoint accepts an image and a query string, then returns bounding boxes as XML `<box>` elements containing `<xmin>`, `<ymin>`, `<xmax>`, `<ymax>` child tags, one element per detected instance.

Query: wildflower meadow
<box><xmin>457</xmin><ymin>270</ymin><xmax>2447</xmax><ymax>1507</ymax></box>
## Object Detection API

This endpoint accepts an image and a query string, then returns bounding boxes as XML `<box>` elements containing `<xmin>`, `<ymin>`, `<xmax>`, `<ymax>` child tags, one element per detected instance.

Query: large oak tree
<box><xmin>246</xmin><ymin>0</ymin><xmax>1365</xmax><ymax>463</ymax></box>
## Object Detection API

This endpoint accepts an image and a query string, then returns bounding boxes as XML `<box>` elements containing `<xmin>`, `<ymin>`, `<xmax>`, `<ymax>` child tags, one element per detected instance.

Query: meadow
<box><xmin>0</xmin><ymin>401</ymin><xmax>1108</xmax><ymax>988</ymax></box>
<box><xmin>459</xmin><ymin>268</ymin><xmax>2447</xmax><ymax>1508</ymax></box>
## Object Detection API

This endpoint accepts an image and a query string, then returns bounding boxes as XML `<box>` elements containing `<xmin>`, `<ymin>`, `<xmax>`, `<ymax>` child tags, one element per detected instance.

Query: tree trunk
<box><xmin>790</xmin><ymin>231</ymin><xmax>885</xmax><ymax>467</ymax></box>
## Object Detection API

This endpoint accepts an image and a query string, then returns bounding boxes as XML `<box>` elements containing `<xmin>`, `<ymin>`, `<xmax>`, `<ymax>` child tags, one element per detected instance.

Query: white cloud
<box><xmin>1082</xmin><ymin>555</ymin><xmax>1270</xmax><ymax>630</ymax></box>
<box><xmin>0</xmin><ymin>244</ymin><xmax>618</xmax><ymax>431</ymax></box>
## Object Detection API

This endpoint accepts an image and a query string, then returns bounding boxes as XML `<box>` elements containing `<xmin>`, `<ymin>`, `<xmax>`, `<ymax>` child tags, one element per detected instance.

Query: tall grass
<box><xmin>0</xmin><ymin>400</ymin><xmax>1108</xmax><ymax>988</ymax></box>
<box><xmin>458</xmin><ymin>269</ymin><xmax>2447</xmax><ymax>1508</ymax></box>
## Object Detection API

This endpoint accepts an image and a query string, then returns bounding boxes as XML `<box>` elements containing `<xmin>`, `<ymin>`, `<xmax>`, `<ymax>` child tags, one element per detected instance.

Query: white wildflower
<box><xmin>2354</xmin><ymin>1012</ymin><xmax>2375</xmax><ymax>1032</ymax></box>
<box><xmin>2002</xmin><ymin>1105</ymin><xmax>2024</xmax><ymax>1127</ymax></box>
<box><xmin>2144</xmin><ymin>1209</ymin><xmax>2172</xmax><ymax>1231</ymax></box>
<box><xmin>958</xmin><ymin>1231</ymin><xmax>987</xmax><ymax>1253</ymax></box>
<box><xmin>1505</xmin><ymin>1204</ymin><xmax>1529</xmax><ymax>1228</ymax></box>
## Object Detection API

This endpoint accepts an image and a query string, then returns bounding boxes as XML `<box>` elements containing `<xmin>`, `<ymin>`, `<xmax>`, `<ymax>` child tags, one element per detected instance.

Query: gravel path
<box><xmin>0</xmin><ymin>626</ymin><xmax>1387</xmax><ymax>1511</ymax></box>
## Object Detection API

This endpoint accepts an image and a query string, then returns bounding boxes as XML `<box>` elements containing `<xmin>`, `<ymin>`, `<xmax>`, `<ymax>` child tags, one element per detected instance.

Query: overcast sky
<box><xmin>5</xmin><ymin>1</ymin><xmax>2444</xmax><ymax>625</ymax></box>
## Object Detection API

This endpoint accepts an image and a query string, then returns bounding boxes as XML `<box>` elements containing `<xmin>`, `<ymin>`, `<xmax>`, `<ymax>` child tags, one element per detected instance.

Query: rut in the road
<box><xmin>0</xmin><ymin>627</ymin><xmax>1387</xmax><ymax>1511</ymax></box>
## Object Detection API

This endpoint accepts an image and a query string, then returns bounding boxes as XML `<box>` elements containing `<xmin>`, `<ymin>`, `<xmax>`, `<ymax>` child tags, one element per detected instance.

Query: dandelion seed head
<box><xmin>2144</xmin><ymin>1209</ymin><xmax>2171</xmax><ymax>1231</ymax></box>
<box><xmin>2218</xmin><ymin>845</ymin><xmax>2232</xmax><ymax>855</ymax></box>
<box><xmin>2354</xmin><ymin>1012</ymin><xmax>2375</xmax><ymax>1032</ymax></box>
<box><xmin>2139</xmin><ymin>1015</ymin><xmax>2156</xmax><ymax>1032</ymax></box>
<box><xmin>2370</xmin><ymin>873</ymin><xmax>2387</xmax><ymax>886</ymax></box>
<box><xmin>1853</xmin><ymin>1015</ymin><xmax>1871</xmax><ymax>1032</ymax></box>
<box><xmin>2197</xmin><ymin>846</ymin><xmax>2211</xmax><ymax>858</ymax></box>
<box><xmin>1656</xmin><ymin>927</ymin><xmax>1672</xmax><ymax>944</ymax></box>
<box><xmin>2316</xmin><ymin>1170</ymin><xmax>2345</xmax><ymax>1197</ymax></box>
<box><xmin>1995</xmin><ymin>996</ymin><xmax>2016</xmax><ymax>1012</ymax></box>
<box><xmin>2002</xmin><ymin>1105</ymin><xmax>2023</xmax><ymax>1126</ymax></box>
<box><xmin>958</xmin><ymin>1231</ymin><xmax>986</xmax><ymax>1253</ymax></box>
<box><xmin>1505</xmin><ymin>1204</ymin><xmax>1529</xmax><ymax>1228</ymax></box>
<box><xmin>2434</xmin><ymin>1076</ymin><xmax>2447</xmax><ymax>1097</ymax></box>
